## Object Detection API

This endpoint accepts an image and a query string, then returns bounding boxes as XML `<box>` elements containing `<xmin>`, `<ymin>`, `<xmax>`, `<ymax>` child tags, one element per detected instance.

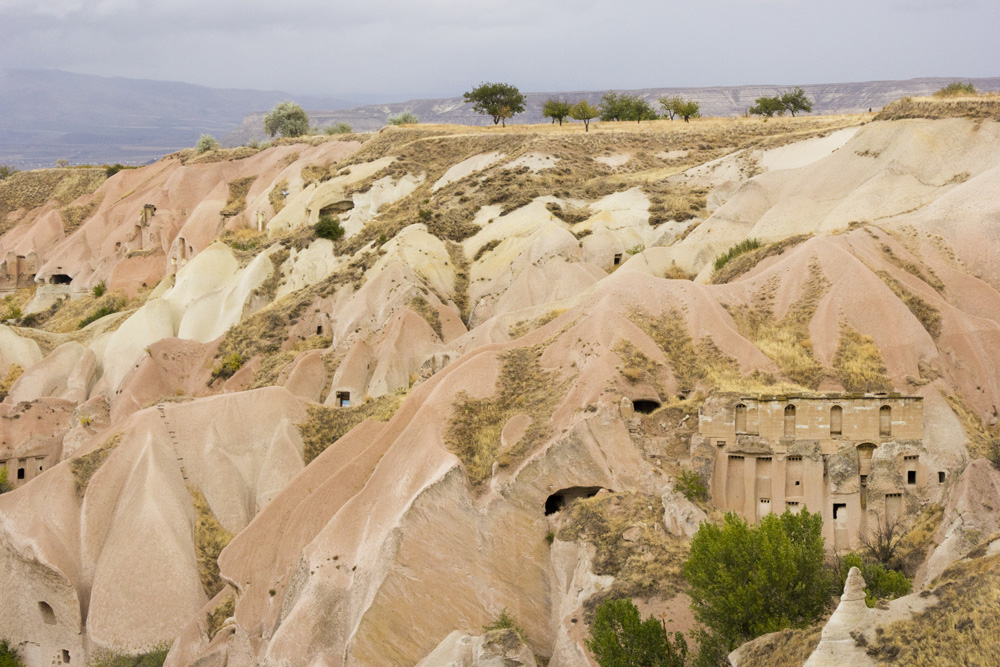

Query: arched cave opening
<box><xmin>544</xmin><ymin>486</ymin><xmax>605</xmax><ymax>516</ymax></box>
<box><xmin>50</xmin><ymin>274</ymin><xmax>72</xmax><ymax>285</ymax></box>
<box><xmin>632</xmin><ymin>399</ymin><xmax>661</xmax><ymax>414</ymax></box>
<box><xmin>320</xmin><ymin>200</ymin><xmax>354</xmax><ymax>217</ymax></box>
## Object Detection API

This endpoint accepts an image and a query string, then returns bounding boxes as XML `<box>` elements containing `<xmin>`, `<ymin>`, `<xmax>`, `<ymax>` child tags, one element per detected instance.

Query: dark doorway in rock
<box><xmin>632</xmin><ymin>399</ymin><xmax>660</xmax><ymax>414</ymax></box>
<box><xmin>316</xmin><ymin>325</ymin><xmax>323</xmax><ymax>335</ymax></box>
<box><xmin>39</xmin><ymin>601</ymin><xmax>56</xmax><ymax>625</ymax></box>
<box><xmin>50</xmin><ymin>274</ymin><xmax>72</xmax><ymax>285</ymax></box>
<box><xmin>544</xmin><ymin>486</ymin><xmax>603</xmax><ymax>515</ymax></box>
<box><xmin>613</xmin><ymin>253</ymin><xmax>622</xmax><ymax>266</ymax></box>
<box><xmin>336</xmin><ymin>391</ymin><xmax>351</xmax><ymax>407</ymax></box>
<box><xmin>320</xmin><ymin>200</ymin><xmax>354</xmax><ymax>217</ymax></box>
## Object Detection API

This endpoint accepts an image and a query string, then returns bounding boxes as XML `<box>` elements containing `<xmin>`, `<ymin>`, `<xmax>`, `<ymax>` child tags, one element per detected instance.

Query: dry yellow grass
<box><xmin>876</xmin><ymin>271</ymin><xmax>942</xmax><ymax>339</ymax></box>
<box><xmin>207</xmin><ymin>592</ymin><xmax>235</xmax><ymax>640</ymax></box>
<box><xmin>269</xmin><ymin>178</ymin><xmax>289</xmax><ymax>214</ymax></box>
<box><xmin>736</xmin><ymin>626</ymin><xmax>824</xmax><ymax>667</ymax></box>
<box><xmin>190</xmin><ymin>488</ymin><xmax>234</xmax><ymax>598</ymax></box>
<box><xmin>868</xmin><ymin>552</ymin><xmax>1000</xmax><ymax>665</ymax></box>
<box><xmin>409</xmin><ymin>294</ymin><xmax>443</xmax><ymax>339</ymax></box>
<box><xmin>220</xmin><ymin>176</ymin><xmax>257</xmax><ymax>217</ymax></box>
<box><xmin>833</xmin><ymin>326</ymin><xmax>893</xmax><ymax>393</ymax></box>
<box><xmin>298</xmin><ymin>394</ymin><xmax>403</xmax><ymax>464</ymax></box>
<box><xmin>727</xmin><ymin>260</ymin><xmax>829</xmax><ymax>389</ymax></box>
<box><xmin>59</xmin><ymin>192</ymin><xmax>104</xmax><ymax>234</ymax></box>
<box><xmin>613</xmin><ymin>339</ymin><xmax>661</xmax><ymax>387</ymax></box>
<box><xmin>445</xmin><ymin>344</ymin><xmax>567</xmax><ymax>486</ymax></box>
<box><xmin>70</xmin><ymin>434</ymin><xmax>121</xmax><ymax>498</ymax></box>
<box><xmin>895</xmin><ymin>504</ymin><xmax>945</xmax><ymax>576</ymax></box>
<box><xmin>711</xmin><ymin>234</ymin><xmax>812</xmax><ymax>284</ymax></box>
<box><xmin>943</xmin><ymin>392</ymin><xmax>998</xmax><ymax>460</ymax></box>
<box><xmin>876</xmin><ymin>94</ymin><xmax>1000</xmax><ymax>122</ymax></box>
<box><xmin>556</xmin><ymin>492</ymin><xmax>689</xmax><ymax>616</ymax></box>
<box><xmin>0</xmin><ymin>364</ymin><xmax>23</xmax><ymax>401</ymax></box>
<box><xmin>507</xmin><ymin>309</ymin><xmax>564</xmax><ymax>339</ymax></box>
<box><xmin>0</xmin><ymin>168</ymin><xmax>106</xmax><ymax>233</ymax></box>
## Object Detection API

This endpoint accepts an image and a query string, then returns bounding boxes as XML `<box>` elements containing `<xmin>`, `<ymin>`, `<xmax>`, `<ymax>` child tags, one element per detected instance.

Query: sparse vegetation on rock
<box><xmin>387</xmin><ymin>112</ymin><xmax>418</xmax><ymax>126</ymax></box>
<box><xmin>195</xmin><ymin>134</ymin><xmax>220</xmax><ymax>154</ymax></box>
<box><xmin>934</xmin><ymin>81</ymin><xmax>977</xmax><ymax>97</ymax></box>
<box><xmin>314</xmin><ymin>214</ymin><xmax>345</xmax><ymax>241</ymax></box>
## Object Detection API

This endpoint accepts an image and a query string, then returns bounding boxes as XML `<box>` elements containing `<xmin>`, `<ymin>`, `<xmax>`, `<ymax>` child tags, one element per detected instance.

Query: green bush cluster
<box><xmin>587</xmin><ymin>598</ymin><xmax>687</xmax><ymax>667</ymax></box>
<box><xmin>749</xmin><ymin>88</ymin><xmax>813</xmax><ymax>117</ymax></box>
<box><xmin>482</xmin><ymin>608</ymin><xmax>525</xmax><ymax>639</ymax></box>
<box><xmin>934</xmin><ymin>82</ymin><xmax>977</xmax><ymax>97</ymax></box>
<box><xmin>839</xmin><ymin>553</ymin><xmax>911</xmax><ymax>607</ymax></box>
<box><xmin>78</xmin><ymin>298</ymin><xmax>124</xmax><ymax>329</ymax></box>
<box><xmin>324</xmin><ymin>122</ymin><xmax>353</xmax><ymax>134</ymax></box>
<box><xmin>314</xmin><ymin>214</ymin><xmax>345</xmax><ymax>241</ymax></box>
<box><xmin>211</xmin><ymin>352</ymin><xmax>245</xmax><ymax>380</ymax></box>
<box><xmin>0</xmin><ymin>639</ymin><xmax>24</xmax><ymax>667</ymax></box>
<box><xmin>600</xmin><ymin>92</ymin><xmax>658</xmax><ymax>123</ymax></box>
<box><xmin>0</xmin><ymin>467</ymin><xmax>12</xmax><ymax>494</ymax></box>
<box><xmin>676</xmin><ymin>470</ymin><xmax>709</xmax><ymax>503</ymax></box>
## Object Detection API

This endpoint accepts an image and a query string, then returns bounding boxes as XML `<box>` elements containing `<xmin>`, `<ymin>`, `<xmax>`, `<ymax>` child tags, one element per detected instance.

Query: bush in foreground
<box><xmin>839</xmin><ymin>553</ymin><xmax>911</xmax><ymax>607</ymax></box>
<box><xmin>934</xmin><ymin>81</ymin><xmax>977</xmax><ymax>97</ymax></box>
<box><xmin>387</xmin><ymin>111</ymin><xmax>419</xmax><ymax>125</ymax></box>
<box><xmin>324</xmin><ymin>122</ymin><xmax>353</xmax><ymax>134</ymax></box>
<box><xmin>195</xmin><ymin>134</ymin><xmax>219</xmax><ymax>154</ymax></box>
<box><xmin>684</xmin><ymin>509</ymin><xmax>830</xmax><ymax>652</ymax></box>
<box><xmin>586</xmin><ymin>598</ymin><xmax>687</xmax><ymax>667</ymax></box>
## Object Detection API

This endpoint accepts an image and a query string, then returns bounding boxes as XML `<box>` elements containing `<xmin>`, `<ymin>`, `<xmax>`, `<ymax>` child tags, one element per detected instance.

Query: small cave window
<box><xmin>735</xmin><ymin>403</ymin><xmax>747</xmax><ymax>433</ymax></box>
<box><xmin>632</xmin><ymin>399</ymin><xmax>660</xmax><ymax>414</ymax></box>
<box><xmin>320</xmin><ymin>200</ymin><xmax>355</xmax><ymax>217</ymax></box>
<box><xmin>830</xmin><ymin>405</ymin><xmax>843</xmax><ymax>436</ymax></box>
<box><xmin>544</xmin><ymin>487</ymin><xmax>603</xmax><ymax>516</ymax></box>
<box><xmin>17</xmin><ymin>467</ymin><xmax>25</xmax><ymax>480</ymax></box>
<box><xmin>39</xmin><ymin>601</ymin><xmax>56</xmax><ymax>625</ymax></box>
<box><xmin>784</xmin><ymin>405</ymin><xmax>796</xmax><ymax>438</ymax></box>
<box><xmin>336</xmin><ymin>391</ymin><xmax>351</xmax><ymax>408</ymax></box>
<box><xmin>50</xmin><ymin>274</ymin><xmax>72</xmax><ymax>285</ymax></box>
<box><xmin>833</xmin><ymin>503</ymin><xmax>847</xmax><ymax>520</ymax></box>
<box><xmin>316</xmin><ymin>325</ymin><xmax>323</xmax><ymax>335</ymax></box>
<box><xmin>63</xmin><ymin>649</ymin><xmax>71</xmax><ymax>663</ymax></box>
<box><xmin>880</xmin><ymin>405</ymin><xmax>892</xmax><ymax>437</ymax></box>
<box><xmin>860</xmin><ymin>475</ymin><xmax>868</xmax><ymax>487</ymax></box>
<box><xmin>938</xmin><ymin>471</ymin><xmax>946</xmax><ymax>483</ymax></box>
<box><xmin>613</xmin><ymin>253</ymin><xmax>622</xmax><ymax>266</ymax></box>
<box><xmin>907</xmin><ymin>470</ymin><xmax>916</xmax><ymax>485</ymax></box>
<box><xmin>716</xmin><ymin>440</ymin><xmax>726</xmax><ymax>448</ymax></box>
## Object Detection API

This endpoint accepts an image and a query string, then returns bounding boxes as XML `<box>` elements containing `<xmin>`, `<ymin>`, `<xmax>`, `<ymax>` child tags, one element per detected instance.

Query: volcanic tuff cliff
<box><xmin>0</xmin><ymin>99</ymin><xmax>999</xmax><ymax>667</ymax></box>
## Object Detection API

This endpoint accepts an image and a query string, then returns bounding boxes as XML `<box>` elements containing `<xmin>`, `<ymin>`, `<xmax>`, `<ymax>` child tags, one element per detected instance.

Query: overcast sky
<box><xmin>1</xmin><ymin>0</ymin><xmax>997</xmax><ymax>101</ymax></box>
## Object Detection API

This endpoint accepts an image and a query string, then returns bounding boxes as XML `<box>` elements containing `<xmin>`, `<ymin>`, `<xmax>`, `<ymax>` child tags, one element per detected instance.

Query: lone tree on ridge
<box><xmin>463</xmin><ymin>82</ymin><xmax>526</xmax><ymax>127</ymax></box>
<box><xmin>780</xmin><ymin>87</ymin><xmax>813</xmax><ymax>117</ymax></box>
<box><xmin>569</xmin><ymin>100</ymin><xmax>599</xmax><ymax>132</ymax></box>
<box><xmin>264</xmin><ymin>101</ymin><xmax>310</xmax><ymax>138</ymax></box>
<box><xmin>542</xmin><ymin>98</ymin><xmax>572</xmax><ymax>126</ymax></box>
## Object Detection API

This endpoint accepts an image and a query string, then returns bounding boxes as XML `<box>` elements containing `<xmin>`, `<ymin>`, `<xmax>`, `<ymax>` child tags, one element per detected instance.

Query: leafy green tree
<box><xmin>387</xmin><ymin>111</ymin><xmax>419</xmax><ymax>126</ymax></box>
<box><xmin>683</xmin><ymin>509</ymin><xmax>831</xmax><ymax>651</ymax></box>
<box><xmin>570</xmin><ymin>100</ymin><xmax>600</xmax><ymax>132</ymax></box>
<box><xmin>935</xmin><ymin>81</ymin><xmax>977</xmax><ymax>97</ymax></box>
<box><xmin>586</xmin><ymin>598</ymin><xmax>688</xmax><ymax>667</ymax></box>
<box><xmin>264</xmin><ymin>101</ymin><xmax>310</xmax><ymax>138</ymax></box>
<box><xmin>463</xmin><ymin>82</ymin><xmax>526</xmax><ymax>127</ymax></box>
<box><xmin>600</xmin><ymin>92</ymin><xmax>657</xmax><ymax>123</ymax></box>
<box><xmin>674</xmin><ymin>99</ymin><xmax>700</xmax><ymax>122</ymax></box>
<box><xmin>658</xmin><ymin>95</ymin><xmax>681</xmax><ymax>120</ymax></box>
<box><xmin>779</xmin><ymin>87</ymin><xmax>813</xmax><ymax>117</ymax></box>
<box><xmin>748</xmin><ymin>95</ymin><xmax>786</xmax><ymax>117</ymax></box>
<box><xmin>195</xmin><ymin>134</ymin><xmax>220</xmax><ymax>153</ymax></box>
<box><xmin>0</xmin><ymin>467</ymin><xmax>11</xmax><ymax>494</ymax></box>
<box><xmin>542</xmin><ymin>98</ymin><xmax>572</xmax><ymax>126</ymax></box>
<box><xmin>0</xmin><ymin>165</ymin><xmax>17</xmax><ymax>180</ymax></box>
<box><xmin>0</xmin><ymin>638</ymin><xmax>23</xmax><ymax>667</ymax></box>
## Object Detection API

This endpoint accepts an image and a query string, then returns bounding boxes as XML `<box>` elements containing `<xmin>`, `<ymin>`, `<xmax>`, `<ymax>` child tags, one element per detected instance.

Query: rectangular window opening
<box><xmin>336</xmin><ymin>391</ymin><xmax>351</xmax><ymax>407</ymax></box>
<box><xmin>833</xmin><ymin>503</ymin><xmax>847</xmax><ymax>520</ymax></box>
<box><xmin>613</xmin><ymin>253</ymin><xmax>622</xmax><ymax>266</ymax></box>
<box><xmin>938</xmin><ymin>471</ymin><xmax>946</xmax><ymax>483</ymax></box>
<box><xmin>907</xmin><ymin>470</ymin><xmax>916</xmax><ymax>485</ymax></box>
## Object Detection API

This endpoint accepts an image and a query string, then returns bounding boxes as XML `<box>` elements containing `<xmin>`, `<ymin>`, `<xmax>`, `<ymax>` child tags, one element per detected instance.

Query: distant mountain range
<box><xmin>0</xmin><ymin>69</ymin><xmax>354</xmax><ymax>168</ymax></box>
<box><xmin>223</xmin><ymin>76</ymin><xmax>1000</xmax><ymax>145</ymax></box>
<box><xmin>2</xmin><ymin>70</ymin><xmax>998</xmax><ymax>168</ymax></box>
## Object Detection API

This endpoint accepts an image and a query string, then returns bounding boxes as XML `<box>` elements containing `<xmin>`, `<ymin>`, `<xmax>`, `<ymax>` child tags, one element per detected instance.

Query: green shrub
<box><xmin>838</xmin><ymin>553</ymin><xmax>911</xmax><ymax>607</ymax></box>
<box><xmin>676</xmin><ymin>470</ymin><xmax>709</xmax><ymax>503</ymax></box>
<box><xmin>88</xmin><ymin>643</ymin><xmax>170</xmax><ymax>667</ymax></box>
<box><xmin>103</xmin><ymin>163</ymin><xmax>134</xmax><ymax>178</ymax></box>
<box><xmin>483</xmin><ymin>608</ymin><xmax>524</xmax><ymax>639</ymax></box>
<box><xmin>934</xmin><ymin>82</ymin><xmax>977</xmax><ymax>98</ymax></box>
<box><xmin>684</xmin><ymin>509</ymin><xmax>831</xmax><ymax>652</ymax></box>
<box><xmin>324</xmin><ymin>122</ymin><xmax>353</xmax><ymax>134</ymax></box>
<box><xmin>0</xmin><ymin>165</ymin><xmax>18</xmax><ymax>180</ymax></box>
<box><xmin>586</xmin><ymin>598</ymin><xmax>688</xmax><ymax>667</ymax></box>
<box><xmin>78</xmin><ymin>298</ymin><xmax>124</xmax><ymax>329</ymax></box>
<box><xmin>713</xmin><ymin>238</ymin><xmax>763</xmax><ymax>273</ymax></box>
<box><xmin>195</xmin><ymin>134</ymin><xmax>220</xmax><ymax>154</ymax></box>
<box><xmin>0</xmin><ymin>639</ymin><xmax>24</xmax><ymax>667</ymax></box>
<box><xmin>314</xmin><ymin>214</ymin><xmax>345</xmax><ymax>241</ymax></box>
<box><xmin>92</xmin><ymin>281</ymin><xmax>106</xmax><ymax>297</ymax></box>
<box><xmin>264</xmin><ymin>101</ymin><xmax>310</xmax><ymax>138</ymax></box>
<box><xmin>211</xmin><ymin>352</ymin><xmax>245</xmax><ymax>380</ymax></box>
<box><xmin>0</xmin><ymin>467</ymin><xmax>11</xmax><ymax>494</ymax></box>
<box><xmin>387</xmin><ymin>111</ymin><xmax>419</xmax><ymax>125</ymax></box>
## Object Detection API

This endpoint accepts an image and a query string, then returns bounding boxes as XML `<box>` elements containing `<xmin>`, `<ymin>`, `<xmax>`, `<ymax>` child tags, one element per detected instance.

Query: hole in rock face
<box><xmin>833</xmin><ymin>503</ymin><xmax>847</xmax><ymax>520</ymax></box>
<box><xmin>320</xmin><ymin>200</ymin><xmax>354</xmax><ymax>217</ymax></box>
<box><xmin>62</xmin><ymin>649</ymin><xmax>71</xmax><ymax>663</ymax></box>
<box><xmin>50</xmin><ymin>274</ymin><xmax>72</xmax><ymax>285</ymax></box>
<box><xmin>544</xmin><ymin>486</ymin><xmax>604</xmax><ymax>516</ymax></box>
<box><xmin>613</xmin><ymin>253</ymin><xmax>622</xmax><ymax>266</ymax></box>
<box><xmin>632</xmin><ymin>399</ymin><xmax>660</xmax><ymax>414</ymax></box>
<box><xmin>907</xmin><ymin>470</ymin><xmax>916</xmax><ymax>485</ymax></box>
<box><xmin>938</xmin><ymin>471</ymin><xmax>946</xmax><ymax>483</ymax></box>
<box><xmin>336</xmin><ymin>391</ymin><xmax>351</xmax><ymax>407</ymax></box>
<box><xmin>39</xmin><ymin>601</ymin><xmax>56</xmax><ymax>625</ymax></box>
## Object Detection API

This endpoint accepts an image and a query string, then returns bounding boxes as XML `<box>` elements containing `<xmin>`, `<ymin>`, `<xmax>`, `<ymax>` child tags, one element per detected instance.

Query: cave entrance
<box><xmin>544</xmin><ymin>486</ymin><xmax>604</xmax><ymax>515</ymax></box>
<box><xmin>632</xmin><ymin>399</ymin><xmax>660</xmax><ymax>414</ymax></box>
<box><xmin>50</xmin><ymin>274</ymin><xmax>72</xmax><ymax>285</ymax></box>
<box><xmin>320</xmin><ymin>200</ymin><xmax>354</xmax><ymax>217</ymax></box>
<box><xmin>336</xmin><ymin>391</ymin><xmax>351</xmax><ymax>407</ymax></box>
